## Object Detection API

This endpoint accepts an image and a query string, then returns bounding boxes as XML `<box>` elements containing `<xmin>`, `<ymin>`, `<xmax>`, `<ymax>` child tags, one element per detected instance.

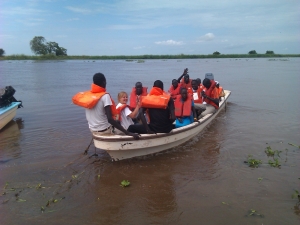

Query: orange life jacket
<box><xmin>180</xmin><ymin>79</ymin><xmax>192</xmax><ymax>89</ymax></box>
<box><xmin>217</xmin><ymin>86</ymin><xmax>224</xmax><ymax>97</ymax></box>
<box><xmin>204</xmin><ymin>80</ymin><xmax>219</xmax><ymax>109</ymax></box>
<box><xmin>115</xmin><ymin>104</ymin><xmax>129</xmax><ymax>121</ymax></box>
<box><xmin>168</xmin><ymin>84</ymin><xmax>181</xmax><ymax>99</ymax></box>
<box><xmin>141</xmin><ymin>87</ymin><xmax>171</xmax><ymax>109</ymax></box>
<box><xmin>72</xmin><ymin>83</ymin><xmax>118</xmax><ymax>117</ymax></box>
<box><xmin>129</xmin><ymin>87</ymin><xmax>148</xmax><ymax>109</ymax></box>
<box><xmin>174</xmin><ymin>95</ymin><xmax>192</xmax><ymax>117</ymax></box>
<box><xmin>192</xmin><ymin>88</ymin><xmax>203</xmax><ymax>104</ymax></box>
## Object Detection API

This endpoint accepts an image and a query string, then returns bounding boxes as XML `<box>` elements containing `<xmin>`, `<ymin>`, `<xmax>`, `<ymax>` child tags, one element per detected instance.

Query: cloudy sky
<box><xmin>1</xmin><ymin>0</ymin><xmax>299</xmax><ymax>55</ymax></box>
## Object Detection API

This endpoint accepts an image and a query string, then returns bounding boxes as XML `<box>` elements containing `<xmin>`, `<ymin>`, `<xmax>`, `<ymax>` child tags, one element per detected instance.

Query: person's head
<box><xmin>202</xmin><ymin>78</ymin><xmax>211</xmax><ymax>89</ymax></box>
<box><xmin>172</xmin><ymin>79</ymin><xmax>178</xmax><ymax>89</ymax></box>
<box><xmin>180</xmin><ymin>87</ymin><xmax>188</xmax><ymax>101</ymax></box>
<box><xmin>196</xmin><ymin>78</ymin><xmax>201</xmax><ymax>86</ymax></box>
<box><xmin>135</xmin><ymin>82</ymin><xmax>143</xmax><ymax>95</ymax></box>
<box><xmin>215</xmin><ymin>81</ymin><xmax>220</xmax><ymax>88</ymax></box>
<box><xmin>191</xmin><ymin>80</ymin><xmax>198</xmax><ymax>91</ymax></box>
<box><xmin>118</xmin><ymin>91</ymin><xmax>128</xmax><ymax>104</ymax></box>
<box><xmin>153</xmin><ymin>80</ymin><xmax>164</xmax><ymax>91</ymax></box>
<box><xmin>184</xmin><ymin>74</ymin><xmax>190</xmax><ymax>84</ymax></box>
<box><xmin>93</xmin><ymin>73</ymin><xmax>106</xmax><ymax>88</ymax></box>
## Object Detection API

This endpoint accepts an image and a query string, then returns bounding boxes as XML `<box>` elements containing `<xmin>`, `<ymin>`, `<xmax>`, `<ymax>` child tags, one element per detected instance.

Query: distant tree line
<box><xmin>30</xmin><ymin>36</ymin><xmax>67</xmax><ymax>56</ymax></box>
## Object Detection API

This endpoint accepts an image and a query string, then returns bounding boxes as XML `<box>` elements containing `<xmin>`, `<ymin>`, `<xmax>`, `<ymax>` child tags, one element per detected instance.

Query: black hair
<box><xmin>153</xmin><ymin>80</ymin><xmax>164</xmax><ymax>90</ymax></box>
<box><xmin>135</xmin><ymin>82</ymin><xmax>142</xmax><ymax>87</ymax></box>
<box><xmin>93</xmin><ymin>73</ymin><xmax>106</xmax><ymax>86</ymax></box>
<box><xmin>202</xmin><ymin>78</ymin><xmax>211</xmax><ymax>88</ymax></box>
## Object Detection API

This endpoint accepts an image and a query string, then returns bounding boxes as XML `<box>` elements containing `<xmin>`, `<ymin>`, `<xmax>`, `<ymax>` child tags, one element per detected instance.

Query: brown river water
<box><xmin>0</xmin><ymin>58</ymin><xmax>299</xmax><ymax>225</ymax></box>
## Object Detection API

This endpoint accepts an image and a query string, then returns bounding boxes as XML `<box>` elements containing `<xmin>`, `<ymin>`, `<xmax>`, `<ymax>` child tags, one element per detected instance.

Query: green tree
<box><xmin>0</xmin><ymin>48</ymin><xmax>5</xmax><ymax>56</ymax></box>
<box><xmin>213</xmin><ymin>51</ymin><xmax>220</xmax><ymax>55</ymax></box>
<box><xmin>46</xmin><ymin>42</ymin><xmax>67</xmax><ymax>56</ymax></box>
<box><xmin>265</xmin><ymin>50</ymin><xmax>274</xmax><ymax>54</ymax></box>
<box><xmin>30</xmin><ymin>36</ymin><xmax>67</xmax><ymax>56</ymax></box>
<box><xmin>30</xmin><ymin>36</ymin><xmax>48</xmax><ymax>55</ymax></box>
<box><xmin>248</xmin><ymin>50</ymin><xmax>257</xmax><ymax>54</ymax></box>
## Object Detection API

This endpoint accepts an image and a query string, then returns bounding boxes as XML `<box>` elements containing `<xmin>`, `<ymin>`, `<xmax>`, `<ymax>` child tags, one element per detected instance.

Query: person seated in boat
<box><xmin>191</xmin><ymin>79</ymin><xmax>204</xmax><ymax>117</ymax></box>
<box><xmin>127</xmin><ymin>80</ymin><xmax>176</xmax><ymax>134</ymax></box>
<box><xmin>215</xmin><ymin>81</ymin><xmax>225</xmax><ymax>101</ymax></box>
<box><xmin>197</xmin><ymin>78</ymin><xmax>219</xmax><ymax>118</ymax></box>
<box><xmin>129</xmin><ymin>82</ymin><xmax>147</xmax><ymax>111</ymax></box>
<box><xmin>177</xmin><ymin>68</ymin><xmax>192</xmax><ymax>90</ymax></box>
<box><xmin>114</xmin><ymin>91</ymin><xmax>140</xmax><ymax>134</ymax></box>
<box><xmin>174</xmin><ymin>88</ymin><xmax>198</xmax><ymax>128</ymax></box>
<box><xmin>196</xmin><ymin>78</ymin><xmax>204</xmax><ymax>90</ymax></box>
<box><xmin>72</xmin><ymin>73</ymin><xmax>139</xmax><ymax>140</ymax></box>
<box><xmin>168</xmin><ymin>79</ymin><xmax>181</xmax><ymax>100</ymax></box>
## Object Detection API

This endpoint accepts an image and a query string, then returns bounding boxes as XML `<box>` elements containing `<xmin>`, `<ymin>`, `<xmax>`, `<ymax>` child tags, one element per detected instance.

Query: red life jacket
<box><xmin>192</xmin><ymin>88</ymin><xmax>203</xmax><ymax>104</ymax></box>
<box><xmin>180</xmin><ymin>79</ymin><xmax>192</xmax><ymax>89</ymax></box>
<box><xmin>72</xmin><ymin>83</ymin><xmax>118</xmax><ymax>117</ymax></box>
<box><xmin>204</xmin><ymin>80</ymin><xmax>219</xmax><ymax>109</ymax></box>
<box><xmin>174</xmin><ymin>95</ymin><xmax>192</xmax><ymax>117</ymax></box>
<box><xmin>168</xmin><ymin>83</ymin><xmax>181</xmax><ymax>99</ymax></box>
<box><xmin>129</xmin><ymin>87</ymin><xmax>148</xmax><ymax>109</ymax></box>
<box><xmin>141</xmin><ymin>87</ymin><xmax>170</xmax><ymax>109</ymax></box>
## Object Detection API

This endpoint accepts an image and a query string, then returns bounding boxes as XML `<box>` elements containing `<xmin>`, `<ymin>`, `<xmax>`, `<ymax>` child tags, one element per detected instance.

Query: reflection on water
<box><xmin>0</xmin><ymin>118</ymin><xmax>23</xmax><ymax>163</ymax></box>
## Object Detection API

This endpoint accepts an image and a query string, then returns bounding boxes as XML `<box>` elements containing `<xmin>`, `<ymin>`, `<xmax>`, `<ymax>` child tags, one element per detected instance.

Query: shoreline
<box><xmin>0</xmin><ymin>54</ymin><xmax>299</xmax><ymax>60</ymax></box>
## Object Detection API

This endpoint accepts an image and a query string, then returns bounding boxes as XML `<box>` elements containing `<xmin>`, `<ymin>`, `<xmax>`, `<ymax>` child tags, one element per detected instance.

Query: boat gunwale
<box><xmin>93</xmin><ymin>90</ymin><xmax>231</xmax><ymax>142</ymax></box>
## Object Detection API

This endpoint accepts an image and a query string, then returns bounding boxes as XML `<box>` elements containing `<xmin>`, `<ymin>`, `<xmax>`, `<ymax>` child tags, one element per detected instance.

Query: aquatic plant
<box><xmin>268</xmin><ymin>158</ymin><xmax>281</xmax><ymax>168</ymax></box>
<box><xmin>258</xmin><ymin>177</ymin><xmax>263</xmax><ymax>182</ymax></box>
<box><xmin>244</xmin><ymin>155</ymin><xmax>262</xmax><ymax>168</ymax></box>
<box><xmin>288</xmin><ymin>143</ymin><xmax>300</xmax><ymax>148</ymax></box>
<box><xmin>264</xmin><ymin>146</ymin><xmax>282</xmax><ymax>157</ymax></box>
<box><xmin>246</xmin><ymin>209</ymin><xmax>264</xmax><ymax>217</ymax></box>
<box><xmin>120</xmin><ymin>180</ymin><xmax>130</xmax><ymax>187</ymax></box>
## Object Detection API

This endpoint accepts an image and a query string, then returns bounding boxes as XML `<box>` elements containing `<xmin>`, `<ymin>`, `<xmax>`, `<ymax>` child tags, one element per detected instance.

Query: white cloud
<box><xmin>66</xmin><ymin>18</ymin><xmax>79</xmax><ymax>21</ymax></box>
<box><xmin>155</xmin><ymin>40</ymin><xmax>184</xmax><ymax>45</ymax></box>
<box><xmin>197</xmin><ymin>33</ymin><xmax>215</xmax><ymax>42</ymax></box>
<box><xmin>66</xmin><ymin>6</ymin><xmax>92</xmax><ymax>14</ymax></box>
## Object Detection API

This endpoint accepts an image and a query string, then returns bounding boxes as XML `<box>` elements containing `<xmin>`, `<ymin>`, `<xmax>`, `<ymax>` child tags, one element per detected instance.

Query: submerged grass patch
<box><xmin>244</xmin><ymin>155</ymin><xmax>262</xmax><ymax>168</ymax></box>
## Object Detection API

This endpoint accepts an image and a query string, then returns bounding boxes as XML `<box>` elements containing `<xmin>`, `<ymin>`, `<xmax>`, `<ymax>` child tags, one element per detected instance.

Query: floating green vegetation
<box><xmin>125</xmin><ymin>59</ymin><xmax>134</xmax><ymax>62</ymax></box>
<box><xmin>246</xmin><ymin>209</ymin><xmax>264</xmax><ymax>217</ymax></box>
<box><xmin>221</xmin><ymin>202</ymin><xmax>229</xmax><ymax>205</ymax></box>
<box><xmin>268</xmin><ymin>158</ymin><xmax>281</xmax><ymax>168</ymax></box>
<box><xmin>258</xmin><ymin>177</ymin><xmax>263</xmax><ymax>182</ymax></box>
<box><xmin>264</xmin><ymin>146</ymin><xmax>282</xmax><ymax>157</ymax></box>
<box><xmin>288</xmin><ymin>143</ymin><xmax>300</xmax><ymax>148</ymax></box>
<box><xmin>244</xmin><ymin>155</ymin><xmax>262</xmax><ymax>168</ymax></box>
<box><xmin>120</xmin><ymin>180</ymin><xmax>130</xmax><ymax>187</ymax></box>
<box><xmin>137</xmin><ymin>59</ymin><xmax>145</xmax><ymax>63</ymax></box>
<box><xmin>292</xmin><ymin>190</ymin><xmax>300</xmax><ymax>202</ymax></box>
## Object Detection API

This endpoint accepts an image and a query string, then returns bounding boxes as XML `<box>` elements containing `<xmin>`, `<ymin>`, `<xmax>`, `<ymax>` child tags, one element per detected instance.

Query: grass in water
<box><xmin>244</xmin><ymin>155</ymin><xmax>262</xmax><ymax>168</ymax></box>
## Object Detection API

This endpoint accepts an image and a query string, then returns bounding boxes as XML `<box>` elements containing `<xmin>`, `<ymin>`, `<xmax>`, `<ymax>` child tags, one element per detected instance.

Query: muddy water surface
<box><xmin>0</xmin><ymin>58</ymin><xmax>299</xmax><ymax>225</ymax></box>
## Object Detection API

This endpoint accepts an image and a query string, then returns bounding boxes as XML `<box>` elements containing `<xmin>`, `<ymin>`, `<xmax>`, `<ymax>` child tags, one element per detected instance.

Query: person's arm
<box><xmin>220</xmin><ymin>89</ymin><xmax>225</xmax><ymax>97</ymax></box>
<box><xmin>128</xmin><ymin>102</ymin><xmax>140</xmax><ymax>119</ymax></box>
<box><xmin>105</xmin><ymin>106</ymin><xmax>139</xmax><ymax>139</ymax></box>
<box><xmin>139</xmin><ymin>108</ymin><xmax>154</xmax><ymax>134</ymax></box>
<box><xmin>176</xmin><ymin>68</ymin><xmax>188</xmax><ymax>83</ymax></box>
<box><xmin>168</xmin><ymin>99</ymin><xmax>176</xmax><ymax>123</ymax></box>
<box><xmin>201</xmin><ymin>92</ymin><xmax>219</xmax><ymax>106</ymax></box>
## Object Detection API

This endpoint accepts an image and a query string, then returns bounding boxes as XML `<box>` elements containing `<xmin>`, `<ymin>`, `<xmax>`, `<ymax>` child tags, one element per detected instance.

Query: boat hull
<box><xmin>0</xmin><ymin>102</ymin><xmax>21</xmax><ymax>130</ymax></box>
<box><xmin>93</xmin><ymin>90</ymin><xmax>231</xmax><ymax>161</ymax></box>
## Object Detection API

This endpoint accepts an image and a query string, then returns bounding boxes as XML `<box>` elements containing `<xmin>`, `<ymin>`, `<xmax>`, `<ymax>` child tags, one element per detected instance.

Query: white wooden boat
<box><xmin>0</xmin><ymin>102</ymin><xmax>22</xmax><ymax>130</ymax></box>
<box><xmin>93</xmin><ymin>90</ymin><xmax>231</xmax><ymax>161</ymax></box>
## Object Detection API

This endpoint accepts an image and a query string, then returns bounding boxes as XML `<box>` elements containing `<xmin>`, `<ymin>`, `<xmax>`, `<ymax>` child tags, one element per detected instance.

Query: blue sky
<box><xmin>1</xmin><ymin>0</ymin><xmax>299</xmax><ymax>55</ymax></box>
